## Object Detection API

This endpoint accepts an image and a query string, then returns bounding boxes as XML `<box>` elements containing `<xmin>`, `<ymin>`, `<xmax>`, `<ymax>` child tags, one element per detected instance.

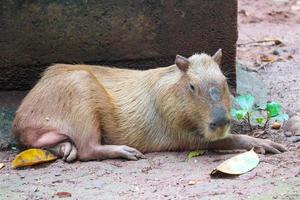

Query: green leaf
<box><xmin>236</xmin><ymin>95</ymin><xmax>254</xmax><ymax>112</ymax></box>
<box><xmin>187</xmin><ymin>150</ymin><xmax>206</xmax><ymax>159</ymax></box>
<box><xmin>271</xmin><ymin>114</ymin><xmax>289</xmax><ymax>122</ymax></box>
<box><xmin>266</xmin><ymin>102</ymin><xmax>281</xmax><ymax>117</ymax></box>
<box><xmin>236</xmin><ymin>110</ymin><xmax>247</xmax><ymax>121</ymax></box>
<box><xmin>230</xmin><ymin>108</ymin><xmax>237</xmax><ymax>118</ymax></box>
<box><xmin>231</xmin><ymin>108</ymin><xmax>247</xmax><ymax>121</ymax></box>
<box><xmin>256</xmin><ymin>117</ymin><xmax>264</xmax><ymax>124</ymax></box>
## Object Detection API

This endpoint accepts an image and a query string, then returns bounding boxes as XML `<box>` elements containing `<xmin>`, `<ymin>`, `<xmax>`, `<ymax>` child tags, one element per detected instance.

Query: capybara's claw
<box><xmin>252</xmin><ymin>139</ymin><xmax>287</xmax><ymax>154</ymax></box>
<box><xmin>116</xmin><ymin>145</ymin><xmax>145</xmax><ymax>161</ymax></box>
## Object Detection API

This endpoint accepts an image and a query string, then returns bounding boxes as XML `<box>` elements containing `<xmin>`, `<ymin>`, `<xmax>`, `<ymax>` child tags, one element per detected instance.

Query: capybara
<box><xmin>12</xmin><ymin>49</ymin><xmax>286</xmax><ymax>162</ymax></box>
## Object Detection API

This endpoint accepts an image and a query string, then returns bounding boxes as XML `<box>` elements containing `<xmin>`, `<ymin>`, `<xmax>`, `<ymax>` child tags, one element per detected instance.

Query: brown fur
<box><xmin>12</xmin><ymin>51</ymin><xmax>286</xmax><ymax>162</ymax></box>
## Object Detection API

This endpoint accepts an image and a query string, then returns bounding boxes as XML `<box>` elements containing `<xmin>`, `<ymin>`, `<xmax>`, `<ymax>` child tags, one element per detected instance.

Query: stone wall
<box><xmin>0</xmin><ymin>0</ymin><xmax>237</xmax><ymax>90</ymax></box>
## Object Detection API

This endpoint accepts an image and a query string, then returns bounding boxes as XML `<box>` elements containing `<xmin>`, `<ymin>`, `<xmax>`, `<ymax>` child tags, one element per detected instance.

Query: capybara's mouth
<box><xmin>206</xmin><ymin>125</ymin><xmax>231</xmax><ymax>141</ymax></box>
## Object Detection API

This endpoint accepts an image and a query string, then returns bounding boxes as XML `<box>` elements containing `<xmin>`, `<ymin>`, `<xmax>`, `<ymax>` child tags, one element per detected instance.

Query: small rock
<box><xmin>272</xmin><ymin>49</ymin><xmax>280</xmax><ymax>56</ymax></box>
<box><xmin>285</xmin><ymin>115</ymin><xmax>300</xmax><ymax>134</ymax></box>
<box><xmin>188</xmin><ymin>180</ymin><xmax>196</xmax><ymax>185</ymax></box>
<box><xmin>271</xmin><ymin>122</ymin><xmax>281</xmax><ymax>130</ymax></box>
<box><xmin>287</xmin><ymin>136</ymin><xmax>300</xmax><ymax>143</ymax></box>
<box><xmin>0</xmin><ymin>163</ymin><xmax>5</xmax><ymax>169</ymax></box>
<box><xmin>284</xmin><ymin>131</ymin><xmax>292</xmax><ymax>137</ymax></box>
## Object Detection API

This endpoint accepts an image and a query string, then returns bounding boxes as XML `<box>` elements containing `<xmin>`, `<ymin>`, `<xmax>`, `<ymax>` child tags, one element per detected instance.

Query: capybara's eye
<box><xmin>189</xmin><ymin>83</ymin><xmax>195</xmax><ymax>92</ymax></box>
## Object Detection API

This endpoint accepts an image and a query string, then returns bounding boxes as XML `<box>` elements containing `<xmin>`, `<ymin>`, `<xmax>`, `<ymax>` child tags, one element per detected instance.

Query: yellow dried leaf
<box><xmin>260</xmin><ymin>54</ymin><xmax>275</xmax><ymax>63</ymax></box>
<box><xmin>12</xmin><ymin>148</ymin><xmax>57</xmax><ymax>169</ymax></box>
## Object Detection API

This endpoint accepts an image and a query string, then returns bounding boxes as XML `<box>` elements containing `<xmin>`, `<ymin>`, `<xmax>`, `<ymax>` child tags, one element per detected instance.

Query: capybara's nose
<box><xmin>209</xmin><ymin>118</ymin><xmax>230</xmax><ymax>130</ymax></box>
<box><xmin>209</xmin><ymin>106</ymin><xmax>230</xmax><ymax>130</ymax></box>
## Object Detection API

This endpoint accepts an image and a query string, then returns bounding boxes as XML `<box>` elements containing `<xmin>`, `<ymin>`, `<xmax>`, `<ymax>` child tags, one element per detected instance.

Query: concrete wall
<box><xmin>0</xmin><ymin>0</ymin><xmax>237</xmax><ymax>90</ymax></box>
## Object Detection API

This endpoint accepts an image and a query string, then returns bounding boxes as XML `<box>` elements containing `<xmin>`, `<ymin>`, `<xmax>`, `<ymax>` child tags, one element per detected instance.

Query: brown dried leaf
<box><xmin>55</xmin><ymin>192</ymin><xmax>72</xmax><ymax>198</ymax></box>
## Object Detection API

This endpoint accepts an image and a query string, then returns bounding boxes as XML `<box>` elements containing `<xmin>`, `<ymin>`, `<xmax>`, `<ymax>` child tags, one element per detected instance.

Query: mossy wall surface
<box><xmin>0</xmin><ymin>0</ymin><xmax>237</xmax><ymax>90</ymax></box>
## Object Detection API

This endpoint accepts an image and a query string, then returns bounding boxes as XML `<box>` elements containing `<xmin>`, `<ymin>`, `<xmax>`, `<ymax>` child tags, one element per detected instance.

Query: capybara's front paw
<box><xmin>115</xmin><ymin>145</ymin><xmax>146</xmax><ymax>161</ymax></box>
<box><xmin>248</xmin><ymin>137</ymin><xmax>287</xmax><ymax>154</ymax></box>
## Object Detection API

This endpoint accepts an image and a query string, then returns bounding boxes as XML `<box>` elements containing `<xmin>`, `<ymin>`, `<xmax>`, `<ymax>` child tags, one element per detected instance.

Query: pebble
<box><xmin>188</xmin><ymin>180</ymin><xmax>196</xmax><ymax>185</ymax></box>
<box><xmin>271</xmin><ymin>122</ymin><xmax>281</xmax><ymax>129</ymax></box>
<box><xmin>287</xmin><ymin>136</ymin><xmax>300</xmax><ymax>143</ymax></box>
<box><xmin>284</xmin><ymin>131</ymin><xmax>292</xmax><ymax>137</ymax></box>
<box><xmin>273</xmin><ymin>49</ymin><xmax>280</xmax><ymax>56</ymax></box>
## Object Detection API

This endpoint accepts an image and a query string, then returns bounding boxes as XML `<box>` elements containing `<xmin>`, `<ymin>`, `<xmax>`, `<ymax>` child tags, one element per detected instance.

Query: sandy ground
<box><xmin>1</xmin><ymin>0</ymin><xmax>300</xmax><ymax>199</ymax></box>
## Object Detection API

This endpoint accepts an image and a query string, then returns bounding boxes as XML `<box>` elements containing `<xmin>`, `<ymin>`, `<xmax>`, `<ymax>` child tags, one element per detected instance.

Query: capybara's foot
<box><xmin>113</xmin><ymin>145</ymin><xmax>146</xmax><ymax>160</ymax></box>
<box><xmin>207</xmin><ymin>134</ymin><xmax>287</xmax><ymax>154</ymax></box>
<box><xmin>48</xmin><ymin>142</ymin><xmax>78</xmax><ymax>162</ymax></box>
<box><xmin>78</xmin><ymin>145</ymin><xmax>146</xmax><ymax>161</ymax></box>
<box><xmin>248</xmin><ymin>137</ymin><xmax>287</xmax><ymax>154</ymax></box>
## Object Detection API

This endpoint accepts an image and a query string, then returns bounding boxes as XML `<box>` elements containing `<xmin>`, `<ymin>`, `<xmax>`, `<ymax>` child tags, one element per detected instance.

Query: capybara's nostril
<box><xmin>209</xmin><ymin>122</ymin><xmax>218</xmax><ymax>130</ymax></box>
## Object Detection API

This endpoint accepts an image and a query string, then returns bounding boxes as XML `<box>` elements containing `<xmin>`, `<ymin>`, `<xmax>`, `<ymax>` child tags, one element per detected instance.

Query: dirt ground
<box><xmin>1</xmin><ymin>0</ymin><xmax>300</xmax><ymax>199</ymax></box>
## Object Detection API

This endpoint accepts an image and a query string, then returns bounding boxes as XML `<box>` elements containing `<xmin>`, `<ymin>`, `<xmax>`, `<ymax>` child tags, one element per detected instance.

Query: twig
<box><xmin>254</xmin><ymin>57</ymin><xmax>282</xmax><ymax>72</ymax></box>
<box><xmin>263</xmin><ymin>117</ymin><xmax>269</xmax><ymax>130</ymax></box>
<box><xmin>247</xmin><ymin>112</ymin><xmax>253</xmax><ymax>131</ymax></box>
<box><xmin>237</xmin><ymin>39</ymin><xmax>283</xmax><ymax>47</ymax></box>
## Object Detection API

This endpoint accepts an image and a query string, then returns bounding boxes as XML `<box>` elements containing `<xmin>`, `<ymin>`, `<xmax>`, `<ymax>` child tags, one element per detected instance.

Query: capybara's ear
<box><xmin>212</xmin><ymin>49</ymin><xmax>222</xmax><ymax>65</ymax></box>
<box><xmin>175</xmin><ymin>55</ymin><xmax>189</xmax><ymax>72</ymax></box>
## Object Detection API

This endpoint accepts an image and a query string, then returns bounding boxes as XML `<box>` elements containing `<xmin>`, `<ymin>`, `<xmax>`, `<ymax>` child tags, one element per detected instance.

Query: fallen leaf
<box><xmin>187</xmin><ymin>150</ymin><xmax>206</xmax><ymax>159</ymax></box>
<box><xmin>12</xmin><ymin>148</ymin><xmax>57</xmax><ymax>169</ymax></box>
<box><xmin>260</xmin><ymin>54</ymin><xmax>275</xmax><ymax>63</ymax></box>
<box><xmin>0</xmin><ymin>163</ymin><xmax>5</xmax><ymax>170</ymax></box>
<box><xmin>211</xmin><ymin>149</ymin><xmax>259</xmax><ymax>176</ymax></box>
<box><xmin>55</xmin><ymin>192</ymin><xmax>72</xmax><ymax>198</ymax></box>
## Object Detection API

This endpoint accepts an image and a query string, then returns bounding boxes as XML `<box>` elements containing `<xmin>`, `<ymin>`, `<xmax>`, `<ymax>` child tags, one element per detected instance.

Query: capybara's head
<box><xmin>160</xmin><ymin>49</ymin><xmax>231</xmax><ymax>141</ymax></box>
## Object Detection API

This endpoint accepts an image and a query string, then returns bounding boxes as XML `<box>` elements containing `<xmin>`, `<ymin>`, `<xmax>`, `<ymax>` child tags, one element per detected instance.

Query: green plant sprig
<box><xmin>231</xmin><ymin>95</ymin><xmax>289</xmax><ymax>131</ymax></box>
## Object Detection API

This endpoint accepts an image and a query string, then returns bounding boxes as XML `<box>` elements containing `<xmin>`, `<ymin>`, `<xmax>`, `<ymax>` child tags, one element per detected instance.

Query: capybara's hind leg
<box><xmin>18</xmin><ymin>128</ymin><xmax>77</xmax><ymax>161</ymax></box>
<box><xmin>78</xmin><ymin>143</ymin><xmax>145</xmax><ymax>161</ymax></box>
<box><xmin>73</xmin><ymin>123</ymin><xmax>145</xmax><ymax>161</ymax></box>
<box><xmin>49</xmin><ymin>70</ymin><xmax>146</xmax><ymax>161</ymax></box>
<box><xmin>19</xmin><ymin>127</ymin><xmax>68</xmax><ymax>148</ymax></box>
